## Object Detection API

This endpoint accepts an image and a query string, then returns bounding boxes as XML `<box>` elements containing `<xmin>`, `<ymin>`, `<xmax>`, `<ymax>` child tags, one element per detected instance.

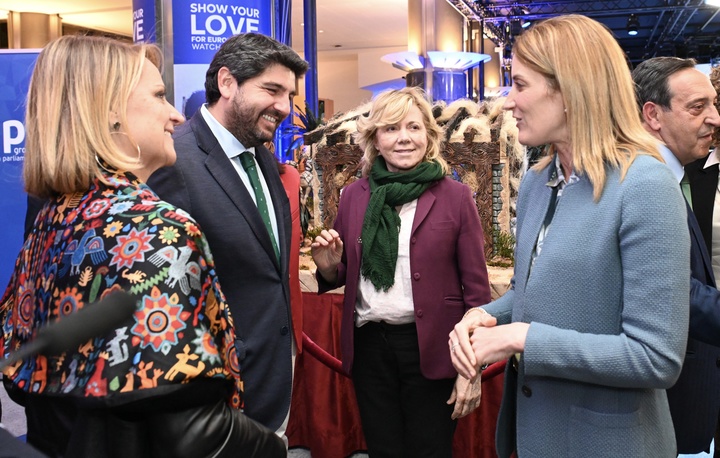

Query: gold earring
<box><xmin>95</xmin><ymin>153</ymin><xmax>116</xmax><ymax>174</ymax></box>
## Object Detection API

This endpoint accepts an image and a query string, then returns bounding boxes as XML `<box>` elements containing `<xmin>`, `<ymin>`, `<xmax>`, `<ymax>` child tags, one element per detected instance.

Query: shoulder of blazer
<box><xmin>685</xmin><ymin>154</ymin><xmax>712</xmax><ymax>176</ymax></box>
<box><xmin>343</xmin><ymin>177</ymin><xmax>370</xmax><ymax>196</ymax></box>
<box><xmin>337</xmin><ymin>178</ymin><xmax>370</xmax><ymax>221</ymax></box>
<box><xmin>427</xmin><ymin>176</ymin><xmax>467</xmax><ymax>195</ymax></box>
<box><xmin>180</xmin><ymin>111</ymin><xmax>221</xmax><ymax>157</ymax></box>
<box><xmin>254</xmin><ymin>145</ymin><xmax>279</xmax><ymax>171</ymax></box>
<box><xmin>686</xmin><ymin>155</ymin><xmax>718</xmax><ymax>200</ymax></box>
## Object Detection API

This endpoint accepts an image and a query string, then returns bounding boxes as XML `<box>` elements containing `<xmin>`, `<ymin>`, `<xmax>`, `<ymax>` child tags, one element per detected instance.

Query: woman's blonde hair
<box><xmin>24</xmin><ymin>35</ymin><xmax>162</xmax><ymax>198</ymax></box>
<box><xmin>514</xmin><ymin>15</ymin><xmax>660</xmax><ymax>200</ymax></box>
<box><xmin>355</xmin><ymin>87</ymin><xmax>449</xmax><ymax>177</ymax></box>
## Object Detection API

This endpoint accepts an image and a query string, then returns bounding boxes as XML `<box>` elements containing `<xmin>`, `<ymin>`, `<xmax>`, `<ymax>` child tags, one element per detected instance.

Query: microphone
<box><xmin>0</xmin><ymin>291</ymin><xmax>136</xmax><ymax>371</ymax></box>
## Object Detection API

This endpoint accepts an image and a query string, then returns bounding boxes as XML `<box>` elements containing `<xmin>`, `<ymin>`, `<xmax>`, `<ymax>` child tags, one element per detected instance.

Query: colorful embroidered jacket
<box><xmin>0</xmin><ymin>172</ymin><xmax>243</xmax><ymax>409</ymax></box>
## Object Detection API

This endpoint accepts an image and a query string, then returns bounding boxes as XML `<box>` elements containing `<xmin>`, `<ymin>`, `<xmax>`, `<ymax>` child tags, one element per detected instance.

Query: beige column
<box><xmin>408</xmin><ymin>0</ymin><xmax>463</xmax><ymax>55</ymax></box>
<box><xmin>407</xmin><ymin>0</ymin><xmax>464</xmax><ymax>94</ymax></box>
<box><xmin>7</xmin><ymin>12</ymin><xmax>62</xmax><ymax>49</ymax></box>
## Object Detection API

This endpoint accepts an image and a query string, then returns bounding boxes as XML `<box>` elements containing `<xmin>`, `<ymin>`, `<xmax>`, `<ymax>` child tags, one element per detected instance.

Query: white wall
<box><xmin>298</xmin><ymin>46</ymin><xmax>410</xmax><ymax>116</ymax></box>
<box><xmin>357</xmin><ymin>47</ymin><xmax>407</xmax><ymax>89</ymax></box>
<box><xmin>318</xmin><ymin>52</ymin><xmax>371</xmax><ymax>114</ymax></box>
<box><xmin>298</xmin><ymin>51</ymin><xmax>367</xmax><ymax>116</ymax></box>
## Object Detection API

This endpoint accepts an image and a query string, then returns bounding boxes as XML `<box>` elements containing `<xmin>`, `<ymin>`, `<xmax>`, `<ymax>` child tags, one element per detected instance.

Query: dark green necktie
<box><xmin>681</xmin><ymin>173</ymin><xmax>693</xmax><ymax>209</ymax></box>
<box><xmin>239</xmin><ymin>151</ymin><xmax>280</xmax><ymax>261</ymax></box>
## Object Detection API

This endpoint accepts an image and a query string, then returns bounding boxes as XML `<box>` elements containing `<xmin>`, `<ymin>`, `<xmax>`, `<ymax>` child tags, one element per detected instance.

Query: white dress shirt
<box><xmin>703</xmin><ymin>151</ymin><xmax>720</xmax><ymax>281</ymax></box>
<box><xmin>200</xmin><ymin>104</ymin><xmax>279</xmax><ymax>246</ymax></box>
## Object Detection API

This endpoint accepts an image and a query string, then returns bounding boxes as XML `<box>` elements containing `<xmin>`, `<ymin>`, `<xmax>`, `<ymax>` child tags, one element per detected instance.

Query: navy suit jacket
<box><xmin>684</xmin><ymin>157</ymin><xmax>720</xmax><ymax>347</ymax></box>
<box><xmin>147</xmin><ymin>111</ymin><xmax>293</xmax><ymax>431</ymax></box>
<box><xmin>687</xmin><ymin>156</ymin><xmax>719</xmax><ymax>257</ymax></box>
<box><xmin>666</xmin><ymin>189</ymin><xmax>720</xmax><ymax>453</ymax></box>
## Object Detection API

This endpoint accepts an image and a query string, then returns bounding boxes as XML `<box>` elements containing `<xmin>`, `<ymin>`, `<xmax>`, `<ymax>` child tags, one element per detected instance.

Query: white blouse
<box><xmin>355</xmin><ymin>200</ymin><xmax>418</xmax><ymax>327</ymax></box>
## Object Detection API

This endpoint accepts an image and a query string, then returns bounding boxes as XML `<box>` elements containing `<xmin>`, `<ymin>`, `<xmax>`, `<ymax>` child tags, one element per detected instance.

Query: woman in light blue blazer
<box><xmin>450</xmin><ymin>15</ymin><xmax>690</xmax><ymax>458</ymax></box>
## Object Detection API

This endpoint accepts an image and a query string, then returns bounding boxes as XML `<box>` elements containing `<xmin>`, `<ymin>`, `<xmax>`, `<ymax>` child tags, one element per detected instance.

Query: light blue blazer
<box><xmin>485</xmin><ymin>154</ymin><xmax>690</xmax><ymax>457</ymax></box>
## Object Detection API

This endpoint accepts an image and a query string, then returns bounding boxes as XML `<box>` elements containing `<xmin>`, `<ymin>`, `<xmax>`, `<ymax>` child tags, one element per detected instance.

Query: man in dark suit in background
<box><xmin>148</xmin><ymin>33</ymin><xmax>308</xmax><ymax>443</ymax></box>
<box><xmin>633</xmin><ymin>57</ymin><xmax>720</xmax><ymax>455</ymax></box>
<box><xmin>687</xmin><ymin>152</ymin><xmax>719</xmax><ymax>262</ymax></box>
<box><xmin>685</xmin><ymin>64</ymin><xmax>720</xmax><ymax>458</ymax></box>
<box><xmin>686</xmin><ymin>65</ymin><xmax>720</xmax><ymax>281</ymax></box>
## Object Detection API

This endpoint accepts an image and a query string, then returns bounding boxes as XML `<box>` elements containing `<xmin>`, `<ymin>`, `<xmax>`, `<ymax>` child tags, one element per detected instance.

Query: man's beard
<box><xmin>226</xmin><ymin>95</ymin><xmax>280</xmax><ymax>147</ymax></box>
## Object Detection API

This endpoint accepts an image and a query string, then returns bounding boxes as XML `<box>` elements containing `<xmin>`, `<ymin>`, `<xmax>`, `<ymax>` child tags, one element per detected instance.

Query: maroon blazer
<box><xmin>318</xmin><ymin>177</ymin><xmax>491</xmax><ymax>379</ymax></box>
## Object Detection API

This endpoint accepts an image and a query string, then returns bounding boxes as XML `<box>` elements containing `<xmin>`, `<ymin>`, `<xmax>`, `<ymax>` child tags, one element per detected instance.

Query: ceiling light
<box><xmin>381</xmin><ymin>51</ymin><xmax>425</xmax><ymax>72</ymax></box>
<box><xmin>706</xmin><ymin>0</ymin><xmax>720</xmax><ymax>7</ymax></box>
<box><xmin>627</xmin><ymin>14</ymin><xmax>640</xmax><ymax>36</ymax></box>
<box><xmin>509</xmin><ymin>19</ymin><xmax>523</xmax><ymax>37</ymax></box>
<box><xmin>508</xmin><ymin>6</ymin><xmax>531</xmax><ymax>32</ymax></box>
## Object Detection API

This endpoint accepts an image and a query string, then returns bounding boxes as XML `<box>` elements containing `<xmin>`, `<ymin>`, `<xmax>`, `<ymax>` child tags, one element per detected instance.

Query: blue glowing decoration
<box><xmin>381</xmin><ymin>51</ymin><xmax>492</xmax><ymax>104</ymax></box>
<box><xmin>428</xmin><ymin>52</ymin><xmax>491</xmax><ymax>103</ymax></box>
<box><xmin>427</xmin><ymin>51</ymin><xmax>491</xmax><ymax>70</ymax></box>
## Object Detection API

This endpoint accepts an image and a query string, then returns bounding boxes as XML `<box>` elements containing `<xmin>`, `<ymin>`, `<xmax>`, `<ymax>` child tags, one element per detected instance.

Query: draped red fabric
<box><xmin>287</xmin><ymin>292</ymin><xmax>504</xmax><ymax>458</ymax></box>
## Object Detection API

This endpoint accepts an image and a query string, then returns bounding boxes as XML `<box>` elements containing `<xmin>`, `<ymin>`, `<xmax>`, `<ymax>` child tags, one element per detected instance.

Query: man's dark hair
<box><xmin>205</xmin><ymin>33</ymin><xmax>309</xmax><ymax>105</ymax></box>
<box><xmin>632</xmin><ymin>56</ymin><xmax>697</xmax><ymax>113</ymax></box>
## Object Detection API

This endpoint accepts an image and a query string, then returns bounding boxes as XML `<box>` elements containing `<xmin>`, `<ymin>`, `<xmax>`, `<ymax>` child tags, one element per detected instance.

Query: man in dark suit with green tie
<box><xmin>148</xmin><ymin>33</ymin><xmax>308</xmax><ymax>442</ymax></box>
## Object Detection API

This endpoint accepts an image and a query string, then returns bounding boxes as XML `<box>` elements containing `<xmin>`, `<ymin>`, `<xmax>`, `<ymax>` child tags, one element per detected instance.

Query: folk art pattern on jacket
<box><xmin>0</xmin><ymin>172</ymin><xmax>243</xmax><ymax>408</ymax></box>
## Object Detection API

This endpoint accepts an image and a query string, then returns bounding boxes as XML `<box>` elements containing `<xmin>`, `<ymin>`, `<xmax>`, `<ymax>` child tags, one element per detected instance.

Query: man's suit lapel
<box><xmin>189</xmin><ymin>114</ymin><xmax>282</xmax><ymax>271</ymax></box>
<box><xmin>687</xmin><ymin>157</ymin><xmax>718</xmax><ymax>254</ymax></box>
<box><xmin>687</xmin><ymin>200</ymin><xmax>716</xmax><ymax>286</ymax></box>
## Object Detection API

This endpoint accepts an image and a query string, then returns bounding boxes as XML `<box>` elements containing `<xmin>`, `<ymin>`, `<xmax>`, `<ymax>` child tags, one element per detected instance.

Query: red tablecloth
<box><xmin>287</xmin><ymin>292</ymin><xmax>504</xmax><ymax>458</ymax></box>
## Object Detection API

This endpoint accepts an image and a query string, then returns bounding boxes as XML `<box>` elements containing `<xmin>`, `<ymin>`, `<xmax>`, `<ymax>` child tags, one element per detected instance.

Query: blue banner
<box><xmin>172</xmin><ymin>0</ymin><xmax>272</xmax><ymax>119</ymax></box>
<box><xmin>132</xmin><ymin>0</ymin><xmax>158</xmax><ymax>43</ymax></box>
<box><xmin>173</xmin><ymin>0</ymin><xmax>271</xmax><ymax>64</ymax></box>
<box><xmin>0</xmin><ymin>50</ymin><xmax>38</xmax><ymax>288</ymax></box>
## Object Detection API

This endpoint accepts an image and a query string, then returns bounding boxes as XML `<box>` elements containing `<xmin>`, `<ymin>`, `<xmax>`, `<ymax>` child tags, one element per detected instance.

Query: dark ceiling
<box><xmin>449</xmin><ymin>0</ymin><xmax>720</xmax><ymax>66</ymax></box>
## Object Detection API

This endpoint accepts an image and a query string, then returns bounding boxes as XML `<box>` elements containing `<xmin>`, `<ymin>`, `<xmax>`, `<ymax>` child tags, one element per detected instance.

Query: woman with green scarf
<box><xmin>311</xmin><ymin>87</ymin><xmax>491</xmax><ymax>457</ymax></box>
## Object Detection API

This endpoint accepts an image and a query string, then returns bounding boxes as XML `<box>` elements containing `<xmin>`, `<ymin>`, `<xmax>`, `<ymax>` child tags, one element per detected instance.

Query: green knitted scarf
<box><xmin>360</xmin><ymin>157</ymin><xmax>445</xmax><ymax>291</ymax></box>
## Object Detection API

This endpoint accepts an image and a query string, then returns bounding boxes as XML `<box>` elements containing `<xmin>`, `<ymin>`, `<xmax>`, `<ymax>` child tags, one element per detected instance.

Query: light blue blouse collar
<box><xmin>657</xmin><ymin>143</ymin><xmax>684</xmax><ymax>184</ymax></box>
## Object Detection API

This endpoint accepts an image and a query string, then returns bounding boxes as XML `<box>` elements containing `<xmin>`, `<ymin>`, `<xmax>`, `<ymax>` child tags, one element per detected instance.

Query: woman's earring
<box><xmin>113</xmin><ymin>121</ymin><xmax>121</xmax><ymax>131</ymax></box>
<box><xmin>95</xmin><ymin>153</ymin><xmax>115</xmax><ymax>174</ymax></box>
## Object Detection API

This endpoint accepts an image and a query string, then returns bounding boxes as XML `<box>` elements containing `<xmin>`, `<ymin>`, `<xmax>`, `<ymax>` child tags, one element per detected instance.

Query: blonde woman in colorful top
<box><xmin>0</xmin><ymin>35</ymin><xmax>283</xmax><ymax>458</ymax></box>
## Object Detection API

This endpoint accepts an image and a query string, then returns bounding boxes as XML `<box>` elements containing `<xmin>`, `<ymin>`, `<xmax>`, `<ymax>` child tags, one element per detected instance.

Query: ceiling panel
<box><xmin>291</xmin><ymin>0</ymin><xmax>407</xmax><ymax>52</ymax></box>
<box><xmin>0</xmin><ymin>1</ymin><xmax>717</xmax><ymax>64</ymax></box>
<box><xmin>0</xmin><ymin>0</ymin><xmax>409</xmax><ymax>52</ymax></box>
<box><xmin>449</xmin><ymin>0</ymin><xmax>720</xmax><ymax>64</ymax></box>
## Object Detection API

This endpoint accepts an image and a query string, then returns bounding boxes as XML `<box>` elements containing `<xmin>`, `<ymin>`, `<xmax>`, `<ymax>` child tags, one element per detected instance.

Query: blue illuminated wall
<box><xmin>0</xmin><ymin>50</ymin><xmax>38</xmax><ymax>288</ymax></box>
